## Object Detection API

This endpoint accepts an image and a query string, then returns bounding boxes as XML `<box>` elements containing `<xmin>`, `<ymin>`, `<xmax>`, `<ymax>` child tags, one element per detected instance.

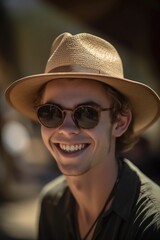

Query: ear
<box><xmin>112</xmin><ymin>110</ymin><xmax>132</xmax><ymax>137</ymax></box>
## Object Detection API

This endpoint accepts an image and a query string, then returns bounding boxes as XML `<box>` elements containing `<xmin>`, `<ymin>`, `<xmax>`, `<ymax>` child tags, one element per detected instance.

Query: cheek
<box><xmin>41</xmin><ymin>127</ymin><xmax>51</xmax><ymax>149</ymax></box>
<box><xmin>98</xmin><ymin>116</ymin><xmax>113</xmax><ymax>137</ymax></box>
<box><xmin>96</xmin><ymin>119</ymin><xmax>114</xmax><ymax>149</ymax></box>
<box><xmin>88</xmin><ymin>121</ymin><xmax>113</xmax><ymax>146</ymax></box>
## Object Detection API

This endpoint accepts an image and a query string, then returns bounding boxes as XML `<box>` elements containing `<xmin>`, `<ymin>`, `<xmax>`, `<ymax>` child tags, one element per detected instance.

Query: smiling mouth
<box><xmin>57</xmin><ymin>143</ymin><xmax>89</xmax><ymax>153</ymax></box>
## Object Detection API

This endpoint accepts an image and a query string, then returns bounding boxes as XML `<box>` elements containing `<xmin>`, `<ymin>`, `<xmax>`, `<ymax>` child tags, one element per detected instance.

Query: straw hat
<box><xmin>5</xmin><ymin>32</ymin><xmax>160</xmax><ymax>135</ymax></box>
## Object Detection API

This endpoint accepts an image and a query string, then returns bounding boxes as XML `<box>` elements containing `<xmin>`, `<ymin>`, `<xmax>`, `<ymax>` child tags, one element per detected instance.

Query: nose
<box><xmin>58</xmin><ymin>111</ymin><xmax>80</xmax><ymax>135</ymax></box>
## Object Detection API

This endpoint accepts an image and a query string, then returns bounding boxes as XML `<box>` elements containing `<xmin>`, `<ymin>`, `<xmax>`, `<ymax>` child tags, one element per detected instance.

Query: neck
<box><xmin>66</xmin><ymin>157</ymin><xmax>119</xmax><ymax>219</ymax></box>
<box><xmin>66</xmin><ymin>157</ymin><xmax>119</xmax><ymax>240</ymax></box>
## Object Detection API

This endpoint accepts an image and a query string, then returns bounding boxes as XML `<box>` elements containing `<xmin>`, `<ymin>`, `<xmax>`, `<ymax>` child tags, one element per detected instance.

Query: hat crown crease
<box><xmin>45</xmin><ymin>32</ymin><xmax>124</xmax><ymax>78</ymax></box>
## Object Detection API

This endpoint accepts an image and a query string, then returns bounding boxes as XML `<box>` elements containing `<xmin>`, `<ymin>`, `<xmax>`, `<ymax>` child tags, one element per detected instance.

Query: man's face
<box><xmin>40</xmin><ymin>79</ymin><xmax>117</xmax><ymax>176</ymax></box>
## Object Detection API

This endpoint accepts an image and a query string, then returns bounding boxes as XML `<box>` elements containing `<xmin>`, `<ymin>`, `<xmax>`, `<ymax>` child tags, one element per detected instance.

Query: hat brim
<box><xmin>5</xmin><ymin>72</ymin><xmax>160</xmax><ymax>135</ymax></box>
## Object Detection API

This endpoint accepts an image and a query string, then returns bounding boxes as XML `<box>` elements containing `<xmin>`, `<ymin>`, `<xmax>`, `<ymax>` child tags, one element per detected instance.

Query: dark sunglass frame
<box><xmin>34</xmin><ymin>103</ymin><xmax>112</xmax><ymax>129</ymax></box>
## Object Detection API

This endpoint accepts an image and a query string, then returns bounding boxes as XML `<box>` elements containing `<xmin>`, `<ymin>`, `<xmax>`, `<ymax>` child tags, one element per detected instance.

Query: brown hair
<box><xmin>103</xmin><ymin>83</ymin><xmax>138</xmax><ymax>153</ymax></box>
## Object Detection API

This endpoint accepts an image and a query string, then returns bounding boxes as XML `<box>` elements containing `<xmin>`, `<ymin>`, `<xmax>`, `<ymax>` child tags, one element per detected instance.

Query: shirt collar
<box><xmin>111</xmin><ymin>159</ymin><xmax>140</xmax><ymax>221</ymax></box>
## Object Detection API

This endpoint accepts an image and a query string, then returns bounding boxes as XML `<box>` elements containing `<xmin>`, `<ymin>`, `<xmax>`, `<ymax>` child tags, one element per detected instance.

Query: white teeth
<box><xmin>59</xmin><ymin>144</ymin><xmax>86</xmax><ymax>152</ymax></box>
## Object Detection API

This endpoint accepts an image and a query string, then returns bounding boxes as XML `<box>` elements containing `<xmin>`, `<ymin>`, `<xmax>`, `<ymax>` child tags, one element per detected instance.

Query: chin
<box><xmin>58</xmin><ymin>164</ymin><xmax>91</xmax><ymax>177</ymax></box>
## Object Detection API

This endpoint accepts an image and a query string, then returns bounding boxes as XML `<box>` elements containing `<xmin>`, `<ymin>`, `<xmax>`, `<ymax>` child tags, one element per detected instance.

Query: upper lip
<box><xmin>50</xmin><ymin>138</ymin><xmax>91</xmax><ymax>149</ymax></box>
<box><xmin>53</xmin><ymin>142</ymin><xmax>90</xmax><ymax>149</ymax></box>
<box><xmin>54</xmin><ymin>142</ymin><xmax>90</xmax><ymax>147</ymax></box>
<box><xmin>52</xmin><ymin>138</ymin><xmax>91</xmax><ymax>144</ymax></box>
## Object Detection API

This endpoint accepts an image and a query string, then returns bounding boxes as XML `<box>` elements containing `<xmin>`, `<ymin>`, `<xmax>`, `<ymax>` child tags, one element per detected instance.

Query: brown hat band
<box><xmin>48</xmin><ymin>65</ymin><xmax>106</xmax><ymax>75</ymax></box>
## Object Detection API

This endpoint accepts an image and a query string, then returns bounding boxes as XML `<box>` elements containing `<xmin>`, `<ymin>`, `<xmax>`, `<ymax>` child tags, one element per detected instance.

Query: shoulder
<box><xmin>37</xmin><ymin>176</ymin><xmax>71</xmax><ymax>238</ymax></box>
<box><xmin>124</xmin><ymin>159</ymin><xmax>160</xmax><ymax>238</ymax></box>
<box><xmin>40</xmin><ymin>175</ymin><xmax>68</xmax><ymax>206</ymax></box>
<box><xmin>137</xmin><ymin>181</ymin><xmax>160</xmax><ymax>239</ymax></box>
<box><xmin>124</xmin><ymin>159</ymin><xmax>160</xmax><ymax>204</ymax></box>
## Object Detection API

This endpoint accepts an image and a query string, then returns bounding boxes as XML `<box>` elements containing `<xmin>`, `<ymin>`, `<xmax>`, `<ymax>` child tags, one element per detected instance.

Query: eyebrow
<box><xmin>76</xmin><ymin>101</ymin><xmax>101</xmax><ymax>107</ymax></box>
<box><xmin>45</xmin><ymin>101</ymin><xmax>101</xmax><ymax>109</ymax></box>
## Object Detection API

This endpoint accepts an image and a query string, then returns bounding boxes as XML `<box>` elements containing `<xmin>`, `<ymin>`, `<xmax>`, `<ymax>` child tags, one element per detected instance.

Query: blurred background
<box><xmin>0</xmin><ymin>0</ymin><xmax>160</xmax><ymax>239</ymax></box>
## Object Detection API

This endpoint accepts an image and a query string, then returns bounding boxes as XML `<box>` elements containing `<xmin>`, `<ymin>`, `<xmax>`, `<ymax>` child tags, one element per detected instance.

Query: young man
<box><xmin>5</xmin><ymin>32</ymin><xmax>160</xmax><ymax>239</ymax></box>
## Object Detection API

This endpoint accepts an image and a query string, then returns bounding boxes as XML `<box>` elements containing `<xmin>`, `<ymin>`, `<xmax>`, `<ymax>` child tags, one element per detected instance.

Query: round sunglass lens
<box><xmin>38</xmin><ymin>105</ymin><xmax>62</xmax><ymax>128</ymax></box>
<box><xmin>74</xmin><ymin>107</ymin><xmax>99</xmax><ymax>129</ymax></box>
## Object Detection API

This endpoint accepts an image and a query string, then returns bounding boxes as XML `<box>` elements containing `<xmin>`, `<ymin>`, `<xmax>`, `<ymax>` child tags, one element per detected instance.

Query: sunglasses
<box><xmin>35</xmin><ymin>103</ymin><xmax>112</xmax><ymax>129</ymax></box>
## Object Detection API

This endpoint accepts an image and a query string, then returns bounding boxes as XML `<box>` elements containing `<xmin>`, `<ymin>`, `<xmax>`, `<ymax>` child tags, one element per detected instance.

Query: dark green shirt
<box><xmin>37</xmin><ymin>159</ymin><xmax>160</xmax><ymax>240</ymax></box>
